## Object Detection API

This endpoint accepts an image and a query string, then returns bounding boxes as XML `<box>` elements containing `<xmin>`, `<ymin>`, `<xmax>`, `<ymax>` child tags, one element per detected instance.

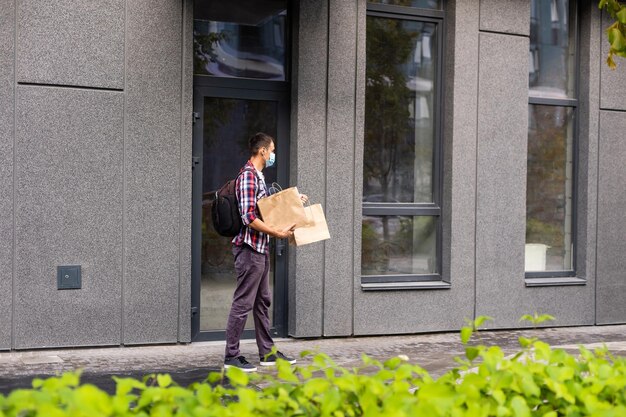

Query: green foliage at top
<box><xmin>599</xmin><ymin>0</ymin><xmax>626</xmax><ymax>69</ymax></box>
<box><xmin>2</xmin><ymin>317</ymin><xmax>626</xmax><ymax>416</ymax></box>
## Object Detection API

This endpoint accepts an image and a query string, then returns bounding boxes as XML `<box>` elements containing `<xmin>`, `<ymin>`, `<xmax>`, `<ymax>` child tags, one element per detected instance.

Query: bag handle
<box><xmin>268</xmin><ymin>182</ymin><xmax>283</xmax><ymax>195</ymax></box>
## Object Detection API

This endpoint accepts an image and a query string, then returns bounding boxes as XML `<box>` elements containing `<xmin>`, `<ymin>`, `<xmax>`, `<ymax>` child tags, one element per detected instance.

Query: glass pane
<box><xmin>194</xmin><ymin>1</ymin><xmax>287</xmax><ymax>80</ymax></box>
<box><xmin>364</xmin><ymin>17</ymin><xmax>438</xmax><ymax>203</ymax></box>
<box><xmin>529</xmin><ymin>0</ymin><xmax>576</xmax><ymax>98</ymax></box>
<box><xmin>526</xmin><ymin>105</ymin><xmax>574</xmax><ymax>272</ymax></box>
<box><xmin>362</xmin><ymin>215</ymin><xmax>437</xmax><ymax>275</ymax></box>
<box><xmin>201</xmin><ymin>97</ymin><xmax>278</xmax><ymax>331</ymax></box>
<box><xmin>368</xmin><ymin>0</ymin><xmax>442</xmax><ymax>9</ymax></box>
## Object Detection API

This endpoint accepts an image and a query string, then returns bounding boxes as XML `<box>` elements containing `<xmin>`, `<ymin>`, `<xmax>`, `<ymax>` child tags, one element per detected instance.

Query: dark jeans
<box><xmin>225</xmin><ymin>244</ymin><xmax>274</xmax><ymax>359</ymax></box>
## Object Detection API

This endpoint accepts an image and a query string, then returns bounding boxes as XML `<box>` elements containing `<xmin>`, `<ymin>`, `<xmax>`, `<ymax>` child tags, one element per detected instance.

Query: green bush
<box><xmin>2</xmin><ymin>319</ymin><xmax>626</xmax><ymax>416</ymax></box>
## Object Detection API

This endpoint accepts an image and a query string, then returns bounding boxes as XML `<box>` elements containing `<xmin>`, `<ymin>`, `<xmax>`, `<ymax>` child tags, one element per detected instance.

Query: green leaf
<box><xmin>156</xmin><ymin>374</ymin><xmax>173</xmax><ymax>388</ymax></box>
<box><xmin>535</xmin><ymin>314</ymin><xmax>555</xmax><ymax>324</ymax></box>
<box><xmin>474</xmin><ymin>315</ymin><xmax>493</xmax><ymax>328</ymax></box>
<box><xmin>461</xmin><ymin>327</ymin><xmax>473</xmax><ymax>344</ymax></box>
<box><xmin>617</xmin><ymin>7</ymin><xmax>626</xmax><ymax>24</ymax></box>
<box><xmin>277</xmin><ymin>360</ymin><xmax>299</xmax><ymax>383</ymax></box>
<box><xmin>465</xmin><ymin>346</ymin><xmax>480</xmax><ymax>362</ymax></box>
<box><xmin>384</xmin><ymin>357</ymin><xmax>402</xmax><ymax>370</ymax></box>
<box><xmin>226</xmin><ymin>366</ymin><xmax>249</xmax><ymax>387</ymax></box>
<box><xmin>510</xmin><ymin>396</ymin><xmax>531</xmax><ymax>417</ymax></box>
<box><xmin>518</xmin><ymin>336</ymin><xmax>536</xmax><ymax>348</ymax></box>
<box><xmin>519</xmin><ymin>314</ymin><xmax>534</xmax><ymax>323</ymax></box>
<box><xmin>609</xmin><ymin>27</ymin><xmax>626</xmax><ymax>51</ymax></box>
<box><xmin>113</xmin><ymin>376</ymin><xmax>146</xmax><ymax>396</ymax></box>
<box><xmin>520</xmin><ymin>376</ymin><xmax>540</xmax><ymax>398</ymax></box>
<box><xmin>31</xmin><ymin>378</ymin><xmax>44</xmax><ymax>389</ymax></box>
<box><xmin>607</xmin><ymin>52</ymin><xmax>617</xmax><ymax>70</ymax></box>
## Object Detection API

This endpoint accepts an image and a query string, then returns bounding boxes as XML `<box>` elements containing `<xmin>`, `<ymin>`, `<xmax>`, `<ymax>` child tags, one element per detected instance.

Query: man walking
<box><xmin>224</xmin><ymin>132</ymin><xmax>303</xmax><ymax>372</ymax></box>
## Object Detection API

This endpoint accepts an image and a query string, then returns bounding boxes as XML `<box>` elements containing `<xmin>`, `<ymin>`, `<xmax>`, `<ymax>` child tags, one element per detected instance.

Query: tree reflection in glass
<box><xmin>362</xmin><ymin>14</ymin><xmax>439</xmax><ymax>276</ymax></box>
<box><xmin>368</xmin><ymin>0</ymin><xmax>442</xmax><ymax>9</ymax></box>
<box><xmin>526</xmin><ymin>105</ymin><xmax>574</xmax><ymax>271</ymax></box>
<box><xmin>364</xmin><ymin>17</ymin><xmax>436</xmax><ymax>204</ymax></box>
<box><xmin>529</xmin><ymin>0</ymin><xmax>576</xmax><ymax>98</ymax></box>
<box><xmin>193</xmin><ymin>7</ymin><xmax>287</xmax><ymax>80</ymax></box>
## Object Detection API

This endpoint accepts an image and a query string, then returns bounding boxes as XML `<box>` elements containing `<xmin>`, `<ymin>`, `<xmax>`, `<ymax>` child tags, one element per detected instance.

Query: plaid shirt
<box><xmin>232</xmin><ymin>161</ymin><xmax>270</xmax><ymax>254</ymax></box>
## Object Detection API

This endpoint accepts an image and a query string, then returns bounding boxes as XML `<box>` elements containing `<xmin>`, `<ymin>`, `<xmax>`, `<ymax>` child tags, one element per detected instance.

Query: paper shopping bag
<box><xmin>289</xmin><ymin>204</ymin><xmax>331</xmax><ymax>246</ymax></box>
<box><xmin>257</xmin><ymin>186</ymin><xmax>308</xmax><ymax>230</ymax></box>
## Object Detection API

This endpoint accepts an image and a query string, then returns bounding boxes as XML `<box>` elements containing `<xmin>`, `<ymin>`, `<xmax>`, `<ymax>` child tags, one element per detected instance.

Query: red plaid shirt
<box><xmin>232</xmin><ymin>161</ymin><xmax>269</xmax><ymax>254</ymax></box>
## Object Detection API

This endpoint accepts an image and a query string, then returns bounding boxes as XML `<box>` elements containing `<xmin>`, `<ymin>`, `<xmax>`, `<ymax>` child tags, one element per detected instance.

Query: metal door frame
<box><xmin>191</xmin><ymin>83</ymin><xmax>291</xmax><ymax>342</ymax></box>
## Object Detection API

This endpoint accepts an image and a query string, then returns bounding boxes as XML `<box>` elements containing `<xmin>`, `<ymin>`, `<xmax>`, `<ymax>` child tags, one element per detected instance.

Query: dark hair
<box><xmin>249</xmin><ymin>132</ymin><xmax>274</xmax><ymax>156</ymax></box>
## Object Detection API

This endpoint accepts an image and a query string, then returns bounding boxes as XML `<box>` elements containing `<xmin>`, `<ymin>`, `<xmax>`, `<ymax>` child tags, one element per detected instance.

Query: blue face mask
<box><xmin>266</xmin><ymin>151</ymin><xmax>276</xmax><ymax>168</ymax></box>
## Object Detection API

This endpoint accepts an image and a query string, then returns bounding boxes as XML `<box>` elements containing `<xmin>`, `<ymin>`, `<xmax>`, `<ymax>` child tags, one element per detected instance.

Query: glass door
<box><xmin>191</xmin><ymin>87</ymin><xmax>290</xmax><ymax>341</ymax></box>
<box><xmin>191</xmin><ymin>0</ymin><xmax>291</xmax><ymax>342</ymax></box>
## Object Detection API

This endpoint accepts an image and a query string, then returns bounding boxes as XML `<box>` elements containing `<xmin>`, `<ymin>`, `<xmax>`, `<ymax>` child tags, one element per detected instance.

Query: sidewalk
<box><xmin>1</xmin><ymin>325</ymin><xmax>625</xmax><ymax>394</ymax></box>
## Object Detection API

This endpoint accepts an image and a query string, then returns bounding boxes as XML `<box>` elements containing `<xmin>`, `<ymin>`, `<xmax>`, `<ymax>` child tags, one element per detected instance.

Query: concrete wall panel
<box><xmin>600</xmin><ymin>12</ymin><xmax>626</xmax><ymax>111</ymax></box>
<box><xmin>0</xmin><ymin>0</ymin><xmax>15</xmax><ymax>350</ymax></box>
<box><xmin>14</xmin><ymin>86</ymin><xmax>123</xmax><ymax>349</ymax></box>
<box><xmin>443</xmin><ymin>0</ymin><xmax>480</xmax><ymax>302</ymax></box>
<box><xmin>479</xmin><ymin>0</ymin><xmax>530</xmax><ymax>36</ymax></box>
<box><xmin>575</xmin><ymin>2</ymin><xmax>600</xmax><ymax>305</ymax></box>
<box><xmin>475</xmin><ymin>31</ymin><xmax>593</xmax><ymax>328</ymax></box>
<box><xmin>596</xmin><ymin>111</ymin><xmax>626</xmax><ymax>324</ymax></box>
<box><xmin>474</xmin><ymin>32</ymin><xmax>528</xmax><ymax>326</ymax></box>
<box><xmin>123</xmin><ymin>0</ymin><xmax>182</xmax><ymax>344</ymax></box>
<box><xmin>289</xmin><ymin>0</ymin><xmax>328</xmax><ymax>337</ymax></box>
<box><xmin>323</xmin><ymin>0</ymin><xmax>357</xmax><ymax>337</ymax></box>
<box><xmin>17</xmin><ymin>0</ymin><xmax>124</xmax><ymax>89</ymax></box>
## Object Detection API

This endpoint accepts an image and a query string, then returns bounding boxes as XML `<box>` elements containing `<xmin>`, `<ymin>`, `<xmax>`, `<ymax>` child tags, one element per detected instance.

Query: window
<box><xmin>526</xmin><ymin>0</ymin><xmax>578</xmax><ymax>277</ymax></box>
<box><xmin>193</xmin><ymin>1</ymin><xmax>288</xmax><ymax>80</ymax></box>
<box><xmin>362</xmin><ymin>1</ymin><xmax>445</xmax><ymax>290</ymax></box>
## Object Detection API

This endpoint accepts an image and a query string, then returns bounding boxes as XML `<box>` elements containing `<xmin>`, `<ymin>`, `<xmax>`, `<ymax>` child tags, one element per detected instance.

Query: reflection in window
<box><xmin>362</xmin><ymin>3</ymin><xmax>443</xmax><ymax>282</ymax></box>
<box><xmin>364</xmin><ymin>17</ymin><xmax>437</xmax><ymax>203</ymax></box>
<box><xmin>526</xmin><ymin>105</ymin><xmax>574</xmax><ymax>272</ymax></box>
<box><xmin>529</xmin><ymin>0</ymin><xmax>576</xmax><ymax>98</ymax></box>
<box><xmin>362</xmin><ymin>216</ymin><xmax>437</xmax><ymax>275</ymax></box>
<box><xmin>200</xmin><ymin>97</ymin><xmax>278</xmax><ymax>331</ymax></box>
<box><xmin>368</xmin><ymin>0</ymin><xmax>442</xmax><ymax>9</ymax></box>
<box><xmin>193</xmin><ymin>1</ymin><xmax>287</xmax><ymax>80</ymax></box>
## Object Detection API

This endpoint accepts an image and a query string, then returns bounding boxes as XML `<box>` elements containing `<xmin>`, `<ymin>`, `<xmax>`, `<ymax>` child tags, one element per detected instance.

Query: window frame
<box><xmin>525</xmin><ymin>0</ymin><xmax>580</xmax><ymax>280</ymax></box>
<box><xmin>361</xmin><ymin>2</ymin><xmax>447</xmax><ymax>290</ymax></box>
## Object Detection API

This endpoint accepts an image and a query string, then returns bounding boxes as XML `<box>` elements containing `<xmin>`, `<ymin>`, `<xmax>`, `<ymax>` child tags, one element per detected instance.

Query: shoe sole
<box><xmin>224</xmin><ymin>364</ymin><xmax>257</xmax><ymax>372</ymax></box>
<box><xmin>260</xmin><ymin>359</ymin><xmax>297</xmax><ymax>366</ymax></box>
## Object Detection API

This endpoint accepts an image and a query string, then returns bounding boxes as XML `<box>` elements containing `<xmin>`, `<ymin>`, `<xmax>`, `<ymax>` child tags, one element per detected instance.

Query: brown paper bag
<box><xmin>289</xmin><ymin>204</ymin><xmax>331</xmax><ymax>246</ymax></box>
<box><xmin>257</xmin><ymin>186</ymin><xmax>308</xmax><ymax>230</ymax></box>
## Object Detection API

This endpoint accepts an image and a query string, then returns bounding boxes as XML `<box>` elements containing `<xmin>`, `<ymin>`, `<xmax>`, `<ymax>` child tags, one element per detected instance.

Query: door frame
<box><xmin>191</xmin><ymin>78</ymin><xmax>291</xmax><ymax>342</ymax></box>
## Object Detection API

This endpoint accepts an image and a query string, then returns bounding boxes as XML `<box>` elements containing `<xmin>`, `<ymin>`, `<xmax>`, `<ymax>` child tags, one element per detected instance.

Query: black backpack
<box><xmin>211</xmin><ymin>167</ymin><xmax>253</xmax><ymax>237</ymax></box>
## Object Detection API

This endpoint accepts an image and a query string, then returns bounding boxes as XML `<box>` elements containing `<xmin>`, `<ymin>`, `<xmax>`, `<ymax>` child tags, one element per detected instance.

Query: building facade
<box><xmin>0</xmin><ymin>0</ymin><xmax>625</xmax><ymax>350</ymax></box>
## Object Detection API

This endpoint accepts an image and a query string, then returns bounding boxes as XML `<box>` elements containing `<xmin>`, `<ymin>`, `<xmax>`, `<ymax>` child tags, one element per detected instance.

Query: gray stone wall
<box><xmin>596</xmin><ymin>10</ymin><xmax>626</xmax><ymax>324</ymax></box>
<box><xmin>0</xmin><ymin>0</ymin><xmax>191</xmax><ymax>349</ymax></box>
<box><xmin>0</xmin><ymin>0</ymin><xmax>15</xmax><ymax>350</ymax></box>
<box><xmin>289</xmin><ymin>0</ymin><xmax>329</xmax><ymax>337</ymax></box>
<box><xmin>289</xmin><ymin>0</ymin><xmax>612</xmax><ymax>337</ymax></box>
<box><xmin>1</xmin><ymin>0</ymin><xmax>624</xmax><ymax>348</ymax></box>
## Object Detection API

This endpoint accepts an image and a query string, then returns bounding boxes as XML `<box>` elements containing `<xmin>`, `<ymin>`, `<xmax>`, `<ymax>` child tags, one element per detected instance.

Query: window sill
<box><xmin>361</xmin><ymin>280</ymin><xmax>451</xmax><ymax>291</ymax></box>
<box><xmin>524</xmin><ymin>277</ymin><xmax>586</xmax><ymax>287</ymax></box>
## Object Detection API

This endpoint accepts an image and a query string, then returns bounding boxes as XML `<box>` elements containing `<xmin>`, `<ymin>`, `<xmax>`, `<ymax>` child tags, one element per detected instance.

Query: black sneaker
<box><xmin>224</xmin><ymin>356</ymin><xmax>257</xmax><ymax>372</ymax></box>
<box><xmin>260</xmin><ymin>351</ymin><xmax>297</xmax><ymax>366</ymax></box>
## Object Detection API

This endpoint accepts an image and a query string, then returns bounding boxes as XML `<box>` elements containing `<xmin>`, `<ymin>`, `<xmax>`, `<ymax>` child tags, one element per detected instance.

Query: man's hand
<box><xmin>299</xmin><ymin>194</ymin><xmax>309</xmax><ymax>204</ymax></box>
<box><xmin>274</xmin><ymin>223</ymin><xmax>296</xmax><ymax>239</ymax></box>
